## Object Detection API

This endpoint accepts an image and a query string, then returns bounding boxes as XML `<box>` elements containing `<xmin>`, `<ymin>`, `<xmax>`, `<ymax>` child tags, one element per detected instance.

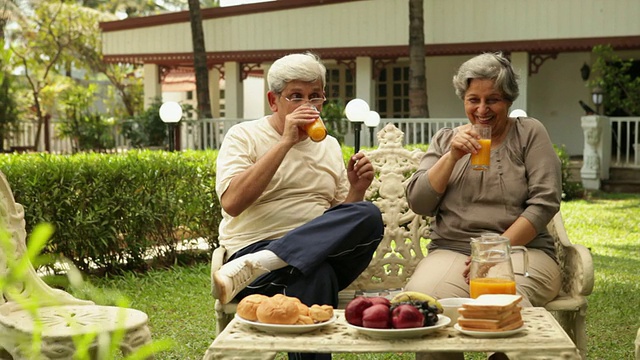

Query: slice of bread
<box><xmin>458</xmin><ymin>307</ymin><xmax>520</xmax><ymax>321</ymax></box>
<box><xmin>461</xmin><ymin>294</ymin><xmax>522</xmax><ymax>312</ymax></box>
<box><xmin>460</xmin><ymin>318</ymin><xmax>524</xmax><ymax>332</ymax></box>
<box><xmin>458</xmin><ymin>311</ymin><xmax>522</xmax><ymax>330</ymax></box>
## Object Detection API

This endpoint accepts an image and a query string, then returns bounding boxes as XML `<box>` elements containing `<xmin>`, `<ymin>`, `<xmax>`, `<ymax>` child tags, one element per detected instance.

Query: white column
<box><xmin>224</xmin><ymin>61</ymin><xmax>243</xmax><ymax>119</ymax></box>
<box><xmin>262</xmin><ymin>62</ymin><xmax>272</xmax><ymax>116</ymax></box>
<box><xmin>509</xmin><ymin>52</ymin><xmax>528</xmax><ymax>113</ymax></box>
<box><xmin>355</xmin><ymin>57</ymin><xmax>374</xmax><ymax>105</ymax></box>
<box><xmin>209</xmin><ymin>67</ymin><xmax>221</xmax><ymax>118</ymax></box>
<box><xmin>143</xmin><ymin>64</ymin><xmax>161</xmax><ymax>110</ymax></box>
<box><xmin>353</xmin><ymin>57</ymin><xmax>374</xmax><ymax>150</ymax></box>
<box><xmin>580</xmin><ymin>115</ymin><xmax>611</xmax><ymax>190</ymax></box>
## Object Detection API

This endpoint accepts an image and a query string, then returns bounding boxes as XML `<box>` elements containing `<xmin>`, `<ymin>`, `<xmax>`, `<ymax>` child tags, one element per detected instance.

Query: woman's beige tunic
<box><xmin>405</xmin><ymin>117</ymin><xmax>561</xmax><ymax>260</ymax></box>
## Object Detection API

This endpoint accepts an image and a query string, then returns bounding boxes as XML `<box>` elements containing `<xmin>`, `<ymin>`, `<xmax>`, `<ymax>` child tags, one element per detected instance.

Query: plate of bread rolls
<box><xmin>235</xmin><ymin>293</ymin><xmax>336</xmax><ymax>334</ymax></box>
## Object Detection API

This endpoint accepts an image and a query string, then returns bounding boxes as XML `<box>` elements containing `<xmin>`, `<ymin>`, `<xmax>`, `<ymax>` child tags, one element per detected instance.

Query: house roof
<box><xmin>100</xmin><ymin>0</ymin><xmax>640</xmax><ymax>67</ymax></box>
<box><xmin>103</xmin><ymin>36</ymin><xmax>640</xmax><ymax>67</ymax></box>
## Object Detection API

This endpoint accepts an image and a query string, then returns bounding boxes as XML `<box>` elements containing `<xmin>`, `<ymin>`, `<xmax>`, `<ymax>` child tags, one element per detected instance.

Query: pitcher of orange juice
<box><xmin>469</xmin><ymin>233</ymin><xmax>529</xmax><ymax>298</ymax></box>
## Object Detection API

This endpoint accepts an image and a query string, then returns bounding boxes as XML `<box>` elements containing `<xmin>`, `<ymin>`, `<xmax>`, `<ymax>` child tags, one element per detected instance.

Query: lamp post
<box><xmin>591</xmin><ymin>86</ymin><xmax>604</xmax><ymax>115</ymax></box>
<box><xmin>364</xmin><ymin>110</ymin><xmax>380</xmax><ymax>147</ymax></box>
<box><xmin>159</xmin><ymin>101</ymin><xmax>183</xmax><ymax>151</ymax></box>
<box><xmin>345</xmin><ymin>98</ymin><xmax>370</xmax><ymax>154</ymax></box>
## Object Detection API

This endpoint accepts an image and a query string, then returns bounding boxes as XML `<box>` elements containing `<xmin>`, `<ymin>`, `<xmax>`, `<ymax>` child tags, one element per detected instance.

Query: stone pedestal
<box><xmin>580</xmin><ymin>115</ymin><xmax>611</xmax><ymax>190</ymax></box>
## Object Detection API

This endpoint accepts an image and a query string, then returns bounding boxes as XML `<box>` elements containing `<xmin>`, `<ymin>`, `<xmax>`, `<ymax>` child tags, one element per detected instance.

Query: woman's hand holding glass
<box><xmin>450</xmin><ymin>124</ymin><xmax>483</xmax><ymax>161</ymax></box>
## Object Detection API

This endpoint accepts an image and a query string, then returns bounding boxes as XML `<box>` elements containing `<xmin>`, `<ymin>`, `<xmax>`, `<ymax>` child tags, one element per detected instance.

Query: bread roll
<box><xmin>297</xmin><ymin>302</ymin><xmax>310</xmax><ymax>316</ymax></box>
<box><xmin>296</xmin><ymin>314</ymin><xmax>314</xmax><ymax>325</ymax></box>
<box><xmin>309</xmin><ymin>304</ymin><xmax>334</xmax><ymax>322</ymax></box>
<box><xmin>256</xmin><ymin>294</ymin><xmax>300</xmax><ymax>324</ymax></box>
<box><xmin>237</xmin><ymin>294</ymin><xmax>269</xmax><ymax>321</ymax></box>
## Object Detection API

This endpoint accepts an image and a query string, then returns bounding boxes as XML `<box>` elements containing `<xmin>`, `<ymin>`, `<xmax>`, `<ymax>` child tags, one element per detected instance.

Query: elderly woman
<box><xmin>405</xmin><ymin>52</ymin><xmax>562</xmax><ymax>309</ymax></box>
<box><xmin>406</xmin><ymin>52</ymin><xmax>562</xmax><ymax>360</ymax></box>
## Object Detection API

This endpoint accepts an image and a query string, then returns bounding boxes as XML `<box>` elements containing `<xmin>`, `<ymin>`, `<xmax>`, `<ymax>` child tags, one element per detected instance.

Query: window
<box><xmin>325</xmin><ymin>64</ymin><xmax>354</xmax><ymax>106</ymax></box>
<box><xmin>375</xmin><ymin>62</ymin><xmax>410</xmax><ymax>118</ymax></box>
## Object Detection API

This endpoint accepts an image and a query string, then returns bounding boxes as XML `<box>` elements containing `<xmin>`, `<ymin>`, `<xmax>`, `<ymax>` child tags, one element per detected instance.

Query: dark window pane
<box><xmin>379</xmin><ymin>68</ymin><xmax>387</xmax><ymax>80</ymax></box>
<box><xmin>378</xmin><ymin>84</ymin><xmax>387</xmax><ymax>97</ymax></box>
<box><xmin>393</xmin><ymin>68</ymin><xmax>402</xmax><ymax>81</ymax></box>
<box><xmin>346</xmin><ymin>85</ymin><xmax>354</xmax><ymax>98</ymax></box>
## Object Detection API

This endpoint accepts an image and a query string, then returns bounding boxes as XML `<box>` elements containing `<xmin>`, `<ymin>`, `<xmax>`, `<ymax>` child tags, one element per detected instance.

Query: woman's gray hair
<box><xmin>267</xmin><ymin>52</ymin><xmax>327</xmax><ymax>94</ymax></box>
<box><xmin>452</xmin><ymin>52</ymin><xmax>519</xmax><ymax>102</ymax></box>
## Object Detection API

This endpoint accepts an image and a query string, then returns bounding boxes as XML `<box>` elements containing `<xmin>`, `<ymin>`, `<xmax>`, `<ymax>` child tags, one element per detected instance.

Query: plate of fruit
<box><xmin>344</xmin><ymin>291</ymin><xmax>450</xmax><ymax>339</ymax></box>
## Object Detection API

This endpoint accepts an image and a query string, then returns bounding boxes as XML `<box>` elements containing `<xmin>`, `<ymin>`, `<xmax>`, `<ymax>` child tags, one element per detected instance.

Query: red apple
<box><xmin>345</xmin><ymin>296</ymin><xmax>373</xmax><ymax>326</ymax></box>
<box><xmin>362</xmin><ymin>303</ymin><xmax>392</xmax><ymax>329</ymax></box>
<box><xmin>391</xmin><ymin>304</ymin><xmax>425</xmax><ymax>329</ymax></box>
<box><xmin>368</xmin><ymin>296</ymin><xmax>391</xmax><ymax>307</ymax></box>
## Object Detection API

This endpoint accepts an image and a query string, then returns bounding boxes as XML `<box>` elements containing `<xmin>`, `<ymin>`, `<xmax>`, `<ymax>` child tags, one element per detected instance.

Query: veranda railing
<box><xmin>3</xmin><ymin>117</ymin><xmax>638</xmax><ymax>168</ymax></box>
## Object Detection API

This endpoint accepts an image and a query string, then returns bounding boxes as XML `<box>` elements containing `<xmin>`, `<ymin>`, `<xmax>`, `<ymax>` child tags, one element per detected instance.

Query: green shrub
<box><xmin>0</xmin><ymin>150</ymin><xmax>220</xmax><ymax>274</ymax></box>
<box><xmin>554</xmin><ymin>144</ymin><xmax>584</xmax><ymax>201</ymax></box>
<box><xmin>121</xmin><ymin>97</ymin><xmax>172</xmax><ymax>148</ymax></box>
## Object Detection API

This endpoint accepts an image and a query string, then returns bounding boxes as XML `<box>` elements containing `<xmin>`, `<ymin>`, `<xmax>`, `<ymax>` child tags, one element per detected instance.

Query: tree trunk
<box><xmin>187</xmin><ymin>0</ymin><xmax>211</xmax><ymax>119</ymax></box>
<box><xmin>187</xmin><ymin>0</ymin><xmax>215</xmax><ymax>147</ymax></box>
<box><xmin>408</xmin><ymin>0</ymin><xmax>429</xmax><ymax>118</ymax></box>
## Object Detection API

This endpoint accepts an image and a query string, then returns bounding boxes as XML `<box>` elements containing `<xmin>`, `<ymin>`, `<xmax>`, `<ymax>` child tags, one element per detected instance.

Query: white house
<box><xmin>99</xmin><ymin>0</ymin><xmax>640</xmax><ymax>157</ymax></box>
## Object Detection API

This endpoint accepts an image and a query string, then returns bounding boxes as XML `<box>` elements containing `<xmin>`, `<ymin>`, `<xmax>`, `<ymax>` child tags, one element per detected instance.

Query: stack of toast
<box><xmin>457</xmin><ymin>294</ymin><xmax>524</xmax><ymax>332</ymax></box>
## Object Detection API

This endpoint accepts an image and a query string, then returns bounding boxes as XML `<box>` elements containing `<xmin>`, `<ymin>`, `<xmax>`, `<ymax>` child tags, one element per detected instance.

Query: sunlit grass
<box><xmin>560</xmin><ymin>192</ymin><xmax>640</xmax><ymax>359</ymax></box>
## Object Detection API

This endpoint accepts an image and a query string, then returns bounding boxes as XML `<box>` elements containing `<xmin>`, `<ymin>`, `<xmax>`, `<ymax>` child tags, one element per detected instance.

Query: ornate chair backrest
<box><xmin>345</xmin><ymin>123</ymin><xmax>430</xmax><ymax>292</ymax></box>
<box><xmin>546</xmin><ymin>211</ymin><xmax>594</xmax><ymax>298</ymax></box>
<box><xmin>0</xmin><ymin>172</ymin><xmax>30</xmax><ymax>307</ymax></box>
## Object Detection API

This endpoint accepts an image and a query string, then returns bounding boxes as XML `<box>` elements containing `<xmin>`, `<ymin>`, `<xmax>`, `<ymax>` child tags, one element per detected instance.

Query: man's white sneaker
<box><xmin>213</xmin><ymin>258</ymin><xmax>268</xmax><ymax>304</ymax></box>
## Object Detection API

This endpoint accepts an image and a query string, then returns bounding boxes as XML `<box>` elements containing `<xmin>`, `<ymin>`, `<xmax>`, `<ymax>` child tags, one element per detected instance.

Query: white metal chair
<box><xmin>0</xmin><ymin>172</ymin><xmax>152</xmax><ymax>359</ymax></box>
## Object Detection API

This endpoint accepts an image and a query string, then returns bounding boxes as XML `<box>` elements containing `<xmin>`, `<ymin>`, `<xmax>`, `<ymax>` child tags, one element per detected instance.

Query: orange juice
<box><xmin>469</xmin><ymin>277</ymin><xmax>516</xmax><ymax>298</ymax></box>
<box><xmin>305</xmin><ymin>117</ymin><xmax>327</xmax><ymax>142</ymax></box>
<box><xmin>471</xmin><ymin>138</ymin><xmax>491</xmax><ymax>170</ymax></box>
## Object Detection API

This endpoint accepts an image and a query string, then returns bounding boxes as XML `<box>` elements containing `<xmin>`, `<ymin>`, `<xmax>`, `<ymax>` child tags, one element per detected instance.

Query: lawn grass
<box><xmin>83</xmin><ymin>192</ymin><xmax>640</xmax><ymax>360</ymax></box>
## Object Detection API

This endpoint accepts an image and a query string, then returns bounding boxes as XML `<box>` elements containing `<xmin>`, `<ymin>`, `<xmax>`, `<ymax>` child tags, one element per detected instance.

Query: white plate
<box><xmin>345</xmin><ymin>315</ymin><xmax>450</xmax><ymax>339</ymax></box>
<box><xmin>454</xmin><ymin>323</ymin><xmax>526</xmax><ymax>338</ymax></box>
<box><xmin>235</xmin><ymin>314</ymin><xmax>337</xmax><ymax>334</ymax></box>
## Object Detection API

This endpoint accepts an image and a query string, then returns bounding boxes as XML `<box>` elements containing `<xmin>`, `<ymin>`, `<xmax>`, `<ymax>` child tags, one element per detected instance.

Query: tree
<box><xmin>1</xmin><ymin>1</ymin><xmax>19</xmax><ymax>40</ymax></box>
<box><xmin>9</xmin><ymin>1</ymin><xmax>78</xmax><ymax>151</ymax></box>
<box><xmin>589</xmin><ymin>44</ymin><xmax>640</xmax><ymax>116</ymax></box>
<box><xmin>186</xmin><ymin>0</ymin><xmax>217</xmax><ymax>148</ymax></box>
<box><xmin>187</xmin><ymin>0</ymin><xmax>213</xmax><ymax>125</ymax></box>
<box><xmin>408</xmin><ymin>0</ymin><xmax>429</xmax><ymax>118</ymax></box>
<box><xmin>0</xmin><ymin>41</ymin><xmax>21</xmax><ymax>150</ymax></box>
<box><xmin>66</xmin><ymin>9</ymin><xmax>143</xmax><ymax>118</ymax></box>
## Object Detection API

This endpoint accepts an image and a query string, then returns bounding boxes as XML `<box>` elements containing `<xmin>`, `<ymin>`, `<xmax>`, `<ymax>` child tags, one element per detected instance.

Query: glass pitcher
<box><xmin>469</xmin><ymin>233</ymin><xmax>529</xmax><ymax>298</ymax></box>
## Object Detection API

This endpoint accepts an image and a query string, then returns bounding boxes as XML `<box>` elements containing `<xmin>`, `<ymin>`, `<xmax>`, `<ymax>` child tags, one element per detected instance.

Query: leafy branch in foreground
<box><xmin>1</xmin><ymin>222</ymin><xmax>171</xmax><ymax>359</ymax></box>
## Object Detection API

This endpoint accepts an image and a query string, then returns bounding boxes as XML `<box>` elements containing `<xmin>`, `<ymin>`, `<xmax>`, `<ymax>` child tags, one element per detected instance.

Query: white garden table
<box><xmin>203</xmin><ymin>307</ymin><xmax>581</xmax><ymax>360</ymax></box>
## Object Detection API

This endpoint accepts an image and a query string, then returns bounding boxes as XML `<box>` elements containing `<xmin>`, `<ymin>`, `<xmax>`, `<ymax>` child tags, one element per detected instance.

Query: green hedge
<box><xmin>0</xmin><ymin>150</ymin><xmax>220</xmax><ymax>274</ymax></box>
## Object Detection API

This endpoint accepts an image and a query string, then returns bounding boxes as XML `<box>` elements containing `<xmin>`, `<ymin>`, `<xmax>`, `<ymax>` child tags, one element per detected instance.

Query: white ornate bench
<box><xmin>0</xmin><ymin>172</ymin><xmax>153</xmax><ymax>359</ymax></box>
<box><xmin>211</xmin><ymin>123</ymin><xmax>594</xmax><ymax>359</ymax></box>
<box><xmin>635</xmin><ymin>327</ymin><xmax>640</xmax><ymax>360</ymax></box>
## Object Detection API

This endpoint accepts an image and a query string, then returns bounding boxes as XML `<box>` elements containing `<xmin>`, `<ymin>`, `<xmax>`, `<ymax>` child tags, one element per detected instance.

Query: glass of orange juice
<box><xmin>304</xmin><ymin>106</ymin><xmax>327</xmax><ymax>142</ymax></box>
<box><xmin>470</xmin><ymin>124</ymin><xmax>491</xmax><ymax>171</ymax></box>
